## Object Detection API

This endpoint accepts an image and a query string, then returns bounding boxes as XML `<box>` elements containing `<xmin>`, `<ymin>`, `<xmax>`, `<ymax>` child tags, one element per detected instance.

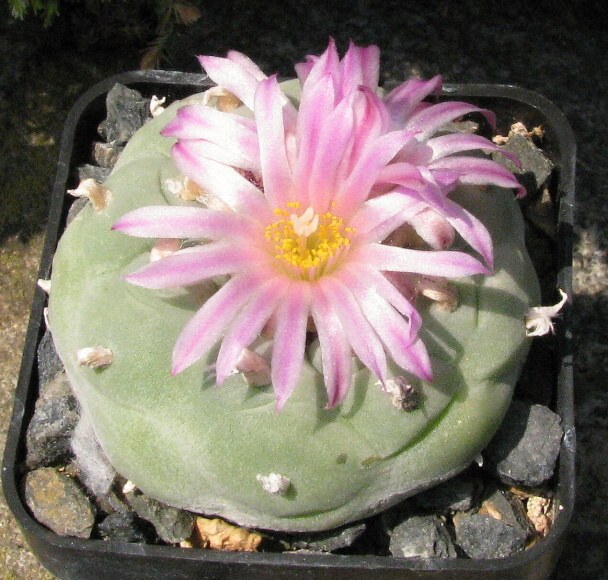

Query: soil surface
<box><xmin>1</xmin><ymin>2</ymin><xmax>606</xmax><ymax>578</ymax></box>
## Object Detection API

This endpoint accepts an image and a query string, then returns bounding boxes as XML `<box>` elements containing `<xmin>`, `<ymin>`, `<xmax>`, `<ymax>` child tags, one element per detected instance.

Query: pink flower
<box><xmin>113</xmin><ymin>40</ymin><xmax>521</xmax><ymax>410</ymax></box>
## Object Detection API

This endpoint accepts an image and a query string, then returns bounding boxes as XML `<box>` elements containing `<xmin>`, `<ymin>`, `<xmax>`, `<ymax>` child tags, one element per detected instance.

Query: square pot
<box><xmin>2</xmin><ymin>71</ymin><xmax>575</xmax><ymax>580</ymax></box>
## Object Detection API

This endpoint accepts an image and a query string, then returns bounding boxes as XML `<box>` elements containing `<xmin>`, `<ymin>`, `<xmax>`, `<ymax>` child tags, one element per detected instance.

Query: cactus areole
<box><xmin>48</xmin><ymin>41</ymin><xmax>541</xmax><ymax>532</ymax></box>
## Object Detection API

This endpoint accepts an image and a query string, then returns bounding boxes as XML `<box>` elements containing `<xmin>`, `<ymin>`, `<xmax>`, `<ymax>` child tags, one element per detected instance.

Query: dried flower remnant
<box><xmin>383</xmin><ymin>376</ymin><xmax>419</xmax><ymax>411</ymax></box>
<box><xmin>68</xmin><ymin>178</ymin><xmax>111</xmax><ymax>211</ymax></box>
<box><xmin>76</xmin><ymin>346</ymin><xmax>114</xmax><ymax>369</ymax></box>
<box><xmin>525</xmin><ymin>289</ymin><xmax>568</xmax><ymax>337</ymax></box>
<box><xmin>114</xmin><ymin>40</ymin><xmax>524</xmax><ymax>410</ymax></box>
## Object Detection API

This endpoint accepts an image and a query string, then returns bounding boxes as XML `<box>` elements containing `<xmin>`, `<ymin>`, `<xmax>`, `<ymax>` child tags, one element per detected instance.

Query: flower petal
<box><xmin>113</xmin><ymin>206</ymin><xmax>257</xmax><ymax>240</ymax></box>
<box><xmin>358</xmin><ymin>243</ymin><xmax>491</xmax><ymax>277</ymax></box>
<box><xmin>310</xmin><ymin>290</ymin><xmax>352</xmax><ymax>408</ymax></box>
<box><xmin>429</xmin><ymin>156</ymin><xmax>526</xmax><ymax>197</ymax></box>
<box><xmin>215</xmin><ymin>276</ymin><xmax>288</xmax><ymax>385</ymax></box>
<box><xmin>384</xmin><ymin>75</ymin><xmax>443</xmax><ymax>127</ymax></box>
<box><xmin>254</xmin><ymin>76</ymin><xmax>293</xmax><ymax>208</ymax></box>
<box><xmin>404</xmin><ymin>101</ymin><xmax>496</xmax><ymax>140</ymax></box>
<box><xmin>198</xmin><ymin>53</ymin><xmax>266</xmax><ymax>110</ymax></box>
<box><xmin>123</xmin><ymin>243</ymin><xmax>257</xmax><ymax>289</ymax></box>
<box><xmin>318</xmin><ymin>276</ymin><xmax>388</xmax><ymax>385</ymax></box>
<box><xmin>172</xmin><ymin>143</ymin><xmax>271</xmax><ymax>221</ymax></box>
<box><xmin>271</xmin><ymin>283</ymin><xmax>311</xmax><ymax>410</ymax></box>
<box><xmin>340</xmin><ymin>41</ymin><xmax>380</xmax><ymax>95</ymax></box>
<box><xmin>172</xmin><ymin>272</ymin><xmax>264</xmax><ymax>373</ymax></box>
<box><xmin>427</xmin><ymin>133</ymin><xmax>521</xmax><ymax>167</ymax></box>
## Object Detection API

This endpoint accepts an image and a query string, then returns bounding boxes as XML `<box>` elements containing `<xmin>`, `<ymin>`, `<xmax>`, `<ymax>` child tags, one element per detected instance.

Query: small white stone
<box><xmin>76</xmin><ymin>346</ymin><xmax>114</xmax><ymax>369</ymax></box>
<box><xmin>122</xmin><ymin>480</ymin><xmax>137</xmax><ymax>494</ymax></box>
<box><xmin>256</xmin><ymin>473</ymin><xmax>291</xmax><ymax>495</ymax></box>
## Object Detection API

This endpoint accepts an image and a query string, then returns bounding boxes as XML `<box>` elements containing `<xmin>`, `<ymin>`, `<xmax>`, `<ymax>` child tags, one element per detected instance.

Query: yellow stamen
<box><xmin>264</xmin><ymin>205</ymin><xmax>354</xmax><ymax>280</ymax></box>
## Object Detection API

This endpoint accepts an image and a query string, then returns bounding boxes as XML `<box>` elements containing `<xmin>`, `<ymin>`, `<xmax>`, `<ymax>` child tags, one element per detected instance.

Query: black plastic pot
<box><xmin>2</xmin><ymin>71</ymin><xmax>575</xmax><ymax>580</ymax></box>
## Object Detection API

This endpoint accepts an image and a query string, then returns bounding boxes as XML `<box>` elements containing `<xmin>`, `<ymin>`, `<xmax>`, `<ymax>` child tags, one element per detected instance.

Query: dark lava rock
<box><xmin>483</xmin><ymin>400</ymin><xmax>563</xmax><ymax>487</ymax></box>
<box><xmin>36</xmin><ymin>329</ymin><xmax>63</xmax><ymax>386</ymax></box>
<box><xmin>93</xmin><ymin>141</ymin><xmax>124</xmax><ymax>169</ymax></box>
<box><xmin>26</xmin><ymin>372</ymin><xmax>79</xmax><ymax>469</ymax></box>
<box><xmin>24</xmin><ymin>467</ymin><xmax>95</xmax><ymax>538</ymax></box>
<box><xmin>494</xmin><ymin>132</ymin><xmax>554</xmax><ymax>194</ymax></box>
<box><xmin>99</xmin><ymin>84</ymin><xmax>150</xmax><ymax>145</ymax></box>
<box><xmin>78</xmin><ymin>163</ymin><xmax>111</xmax><ymax>183</ymax></box>
<box><xmin>388</xmin><ymin>515</ymin><xmax>457</xmax><ymax>558</ymax></box>
<box><xmin>289</xmin><ymin>521</ymin><xmax>367</xmax><ymax>552</ymax></box>
<box><xmin>125</xmin><ymin>490</ymin><xmax>195</xmax><ymax>544</ymax></box>
<box><xmin>480</xmin><ymin>484</ymin><xmax>530</xmax><ymax>534</ymax></box>
<box><xmin>97</xmin><ymin>511</ymin><xmax>156</xmax><ymax>544</ymax></box>
<box><xmin>453</xmin><ymin>513</ymin><xmax>527</xmax><ymax>559</ymax></box>
<box><xmin>412</xmin><ymin>470</ymin><xmax>481</xmax><ymax>513</ymax></box>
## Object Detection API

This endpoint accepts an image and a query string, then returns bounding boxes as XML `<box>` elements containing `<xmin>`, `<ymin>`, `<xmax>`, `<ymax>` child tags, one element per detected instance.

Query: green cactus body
<box><xmin>48</xmin><ymin>90</ymin><xmax>540</xmax><ymax>532</ymax></box>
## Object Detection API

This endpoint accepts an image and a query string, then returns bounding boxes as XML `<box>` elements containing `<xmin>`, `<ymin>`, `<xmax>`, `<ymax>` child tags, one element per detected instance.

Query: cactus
<box><xmin>48</xmin><ymin>42</ymin><xmax>540</xmax><ymax>533</ymax></box>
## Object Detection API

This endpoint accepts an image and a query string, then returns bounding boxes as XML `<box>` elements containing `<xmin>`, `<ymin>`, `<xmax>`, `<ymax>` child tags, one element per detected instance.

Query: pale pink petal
<box><xmin>350</xmin><ymin>191</ymin><xmax>426</xmax><ymax>242</ymax></box>
<box><xmin>429</xmin><ymin>156</ymin><xmax>526</xmax><ymax>197</ymax></box>
<box><xmin>354</xmin><ymin>284</ymin><xmax>432</xmax><ymax>381</ymax></box>
<box><xmin>353</xmin><ymin>264</ymin><xmax>422</xmax><ymax>336</ymax></box>
<box><xmin>172</xmin><ymin>143</ymin><xmax>272</xmax><ymax>221</ymax></box>
<box><xmin>384</xmin><ymin>75</ymin><xmax>443</xmax><ymax>126</ymax></box>
<box><xmin>340</xmin><ymin>41</ymin><xmax>380</xmax><ymax>95</ymax></box>
<box><xmin>161</xmin><ymin>105</ymin><xmax>260</xmax><ymax>170</ymax></box>
<box><xmin>299</xmin><ymin>38</ymin><xmax>340</xmax><ymax>92</ymax></box>
<box><xmin>427</xmin><ymin>133</ymin><xmax>520</xmax><ymax>166</ymax></box>
<box><xmin>306</xmin><ymin>95</ymin><xmax>355</xmax><ymax>210</ymax></box>
<box><xmin>404</xmin><ymin>101</ymin><xmax>496</xmax><ymax>140</ymax></box>
<box><xmin>310</xmin><ymin>290</ymin><xmax>352</xmax><ymax>408</ymax></box>
<box><xmin>123</xmin><ymin>243</ymin><xmax>257</xmax><ymax>289</ymax></box>
<box><xmin>376</xmin><ymin>162</ymin><xmax>425</xmax><ymax>188</ymax></box>
<box><xmin>335</xmin><ymin>130</ymin><xmax>417</xmax><ymax>214</ymax></box>
<box><xmin>358</xmin><ymin>243</ymin><xmax>491</xmax><ymax>277</ymax></box>
<box><xmin>198</xmin><ymin>54</ymin><xmax>266</xmax><ymax>110</ymax></box>
<box><xmin>226</xmin><ymin>50</ymin><xmax>267</xmax><ymax>80</ymax></box>
<box><xmin>172</xmin><ymin>272</ymin><xmax>263</xmax><ymax>374</ymax></box>
<box><xmin>271</xmin><ymin>283</ymin><xmax>311</xmax><ymax>410</ymax></box>
<box><xmin>440</xmin><ymin>197</ymin><xmax>494</xmax><ymax>268</ymax></box>
<box><xmin>347</xmin><ymin>87</ymin><xmax>391</xmax><ymax>171</ymax></box>
<box><xmin>215</xmin><ymin>277</ymin><xmax>288</xmax><ymax>385</ymax></box>
<box><xmin>409</xmin><ymin>209</ymin><xmax>456</xmax><ymax>250</ymax></box>
<box><xmin>318</xmin><ymin>276</ymin><xmax>388</xmax><ymax>385</ymax></box>
<box><xmin>113</xmin><ymin>206</ymin><xmax>256</xmax><ymax>240</ymax></box>
<box><xmin>254</xmin><ymin>76</ymin><xmax>293</xmax><ymax>207</ymax></box>
<box><xmin>293</xmin><ymin>74</ymin><xmax>336</xmax><ymax>205</ymax></box>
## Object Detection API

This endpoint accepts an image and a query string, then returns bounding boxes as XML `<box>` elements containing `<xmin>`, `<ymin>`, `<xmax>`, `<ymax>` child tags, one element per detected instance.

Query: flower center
<box><xmin>264</xmin><ymin>202</ymin><xmax>354</xmax><ymax>280</ymax></box>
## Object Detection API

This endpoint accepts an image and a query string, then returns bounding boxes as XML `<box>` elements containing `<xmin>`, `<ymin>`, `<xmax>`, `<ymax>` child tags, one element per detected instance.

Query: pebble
<box><xmin>97</xmin><ymin>511</ymin><xmax>156</xmax><ymax>544</ymax></box>
<box><xmin>36</xmin><ymin>329</ymin><xmax>63</xmax><ymax>386</ymax></box>
<box><xmin>482</xmin><ymin>400</ymin><xmax>563</xmax><ymax>487</ymax></box>
<box><xmin>99</xmin><ymin>84</ymin><xmax>150</xmax><ymax>145</ymax></box>
<box><xmin>24</xmin><ymin>467</ymin><xmax>95</xmax><ymax>538</ymax></box>
<box><xmin>78</xmin><ymin>163</ymin><xmax>111</xmax><ymax>183</ymax></box>
<box><xmin>388</xmin><ymin>515</ymin><xmax>457</xmax><ymax>558</ymax></box>
<box><xmin>26</xmin><ymin>371</ymin><xmax>79</xmax><ymax>469</ymax></box>
<box><xmin>494</xmin><ymin>131</ymin><xmax>554</xmax><ymax>193</ymax></box>
<box><xmin>125</xmin><ymin>491</ymin><xmax>195</xmax><ymax>544</ymax></box>
<box><xmin>453</xmin><ymin>513</ymin><xmax>527</xmax><ymax>559</ymax></box>
<box><xmin>412</xmin><ymin>470</ymin><xmax>481</xmax><ymax>513</ymax></box>
<box><xmin>288</xmin><ymin>521</ymin><xmax>367</xmax><ymax>552</ymax></box>
<box><xmin>93</xmin><ymin>141</ymin><xmax>123</xmax><ymax>169</ymax></box>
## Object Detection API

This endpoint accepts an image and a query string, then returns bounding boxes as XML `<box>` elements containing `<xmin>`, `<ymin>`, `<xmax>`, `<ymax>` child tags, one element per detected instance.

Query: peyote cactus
<box><xmin>48</xmin><ymin>41</ymin><xmax>542</xmax><ymax>532</ymax></box>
